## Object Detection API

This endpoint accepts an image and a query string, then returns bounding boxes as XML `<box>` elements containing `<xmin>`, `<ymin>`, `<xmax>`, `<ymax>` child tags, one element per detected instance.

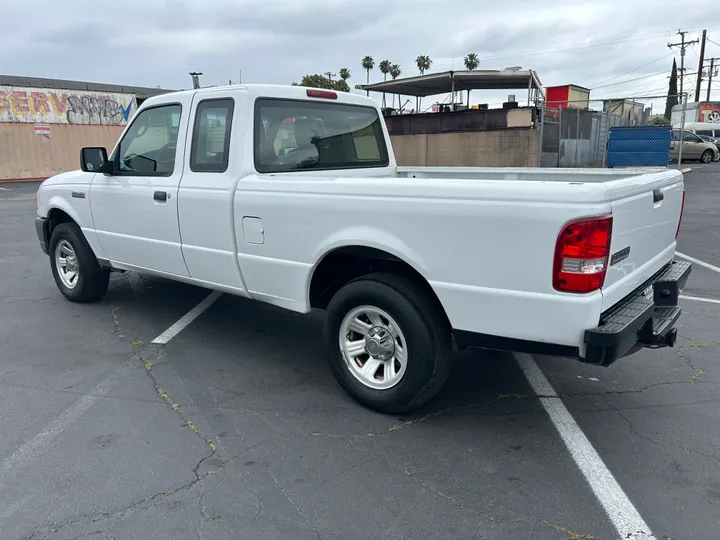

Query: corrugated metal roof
<box><xmin>357</xmin><ymin>69</ymin><xmax>544</xmax><ymax>97</ymax></box>
<box><xmin>0</xmin><ymin>74</ymin><xmax>176</xmax><ymax>99</ymax></box>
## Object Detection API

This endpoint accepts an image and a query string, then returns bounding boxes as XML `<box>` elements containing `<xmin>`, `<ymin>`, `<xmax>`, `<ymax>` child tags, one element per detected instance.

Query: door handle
<box><xmin>153</xmin><ymin>191</ymin><xmax>168</xmax><ymax>202</ymax></box>
<box><xmin>653</xmin><ymin>189</ymin><xmax>664</xmax><ymax>203</ymax></box>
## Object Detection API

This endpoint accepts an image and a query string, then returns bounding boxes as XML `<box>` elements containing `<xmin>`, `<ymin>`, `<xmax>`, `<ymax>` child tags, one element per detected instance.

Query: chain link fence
<box><xmin>538</xmin><ymin>94</ymin><xmax>691</xmax><ymax>169</ymax></box>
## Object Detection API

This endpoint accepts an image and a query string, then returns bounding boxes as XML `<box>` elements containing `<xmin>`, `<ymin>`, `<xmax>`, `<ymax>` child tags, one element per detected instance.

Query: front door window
<box><xmin>115</xmin><ymin>105</ymin><xmax>182</xmax><ymax>176</ymax></box>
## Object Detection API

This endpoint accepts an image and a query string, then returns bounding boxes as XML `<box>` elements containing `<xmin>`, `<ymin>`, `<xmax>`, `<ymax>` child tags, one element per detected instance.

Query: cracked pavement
<box><xmin>1</xmin><ymin>166</ymin><xmax>719</xmax><ymax>540</ymax></box>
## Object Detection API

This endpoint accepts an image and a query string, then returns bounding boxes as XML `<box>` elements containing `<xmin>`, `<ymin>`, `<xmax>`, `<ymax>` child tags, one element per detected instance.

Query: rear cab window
<box><xmin>190</xmin><ymin>98</ymin><xmax>235</xmax><ymax>173</ymax></box>
<box><xmin>254</xmin><ymin>98</ymin><xmax>389</xmax><ymax>173</ymax></box>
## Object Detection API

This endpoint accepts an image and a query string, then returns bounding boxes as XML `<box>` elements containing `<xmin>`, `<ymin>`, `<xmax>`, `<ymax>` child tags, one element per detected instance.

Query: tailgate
<box><xmin>601</xmin><ymin>171</ymin><xmax>685</xmax><ymax>311</ymax></box>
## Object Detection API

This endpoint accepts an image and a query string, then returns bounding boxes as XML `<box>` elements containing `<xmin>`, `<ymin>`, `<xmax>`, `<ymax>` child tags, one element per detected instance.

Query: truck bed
<box><xmin>397</xmin><ymin>166</ymin><xmax>671</xmax><ymax>184</ymax></box>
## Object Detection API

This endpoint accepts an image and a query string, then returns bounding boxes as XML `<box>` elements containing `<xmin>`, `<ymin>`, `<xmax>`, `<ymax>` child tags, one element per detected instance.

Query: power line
<box><xmin>592</xmin><ymin>70</ymin><xmax>667</xmax><ymax>90</ymax></box>
<box><xmin>587</xmin><ymin>51</ymin><xmax>675</xmax><ymax>88</ymax></box>
<box><xmin>371</xmin><ymin>25</ymin><xmax>720</xmax><ymax>78</ymax></box>
<box><xmin>375</xmin><ymin>29</ymin><xmax>710</xmax><ymax>76</ymax></box>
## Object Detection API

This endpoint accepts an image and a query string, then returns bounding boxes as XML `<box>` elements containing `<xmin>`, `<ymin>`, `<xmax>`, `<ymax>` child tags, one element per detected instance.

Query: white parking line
<box><xmin>0</xmin><ymin>289</ymin><xmax>222</xmax><ymax>496</ymax></box>
<box><xmin>514</xmin><ymin>353</ymin><xmax>653</xmax><ymax>540</ymax></box>
<box><xmin>151</xmin><ymin>290</ymin><xmax>222</xmax><ymax>344</ymax></box>
<box><xmin>0</xmin><ymin>361</ymin><xmax>136</xmax><ymax>517</ymax></box>
<box><xmin>676</xmin><ymin>252</ymin><xmax>720</xmax><ymax>275</ymax></box>
<box><xmin>680</xmin><ymin>294</ymin><xmax>720</xmax><ymax>305</ymax></box>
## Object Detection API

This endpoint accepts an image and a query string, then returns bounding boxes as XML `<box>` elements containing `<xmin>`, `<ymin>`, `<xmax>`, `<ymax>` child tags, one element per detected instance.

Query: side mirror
<box><xmin>80</xmin><ymin>147</ymin><xmax>108</xmax><ymax>173</ymax></box>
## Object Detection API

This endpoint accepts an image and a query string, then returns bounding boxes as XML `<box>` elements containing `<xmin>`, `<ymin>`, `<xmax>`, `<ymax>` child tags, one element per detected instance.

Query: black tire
<box><xmin>49</xmin><ymin>222</ymin><xmax>109</xmax><ymax>302</ymax></box>
<box><xmin>701</xmin><ymin>150</ymin><xmax>713</xmax><ymax>164</ymax></box>
<box><xmin>324</xmin><ymin>273</ymin><xmax>453</xmax><ymax>414</ymax></box>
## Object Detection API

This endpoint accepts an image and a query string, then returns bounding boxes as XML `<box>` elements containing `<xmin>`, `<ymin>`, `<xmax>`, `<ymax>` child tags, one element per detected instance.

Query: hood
<box><xmin>41</xmin><ymin>169</ymin><xmax>93</xmax><ymax>187</ymax></box>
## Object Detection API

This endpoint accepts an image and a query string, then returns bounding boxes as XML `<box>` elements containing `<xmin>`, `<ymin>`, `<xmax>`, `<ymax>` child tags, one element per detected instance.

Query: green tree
<box><xmin>463</xmin><ymin>53</ymin><xmax>479</xmax><ymax>105</ymax></box>
<box><xmin>415</xmin><ymin>55</ymin><xmax>432</xmax><ymax>75</ymax></box>
<box><xmin>415</xmin><ymin>55</ymin><xmax>432</xmax><ymax>110</ymax></box>
<box><xmin>379</xmin><ymin>60</ymin><xmax>392</xmax><ymax>108</ymax></box>
<box><xmin>339</xmin><ymin>68</ymin><xmax>351</xmax><ymax>82</ymax></box>
<box><xmin>293</xmin><ymin>74</ymin><xmax>350</xmax><ymax>92</ymax></box>
<box><xmin>665</xmin><ymin>58</ymin><xmax>678</xmax><ymax>121</ymax></box>
<box><xmin>463</xmin><ymin>53</ymin><xmax>479</xmax><ymax>71</ymax></box>
<box><xmin>390</xmin><ymin>64</ymin><xmax>401</xmax><ymax>109</ymax></box>
<box><xmin>361</xmin><ymin>56</ymin><xmax>375</xmax><ymax>96</ymax></box>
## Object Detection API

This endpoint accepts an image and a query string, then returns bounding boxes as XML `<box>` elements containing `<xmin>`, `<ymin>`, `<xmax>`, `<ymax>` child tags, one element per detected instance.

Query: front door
<box><xmin>681</xmin><ymin>132</ymin><xmax>704</xmax><ymax>159</ymax></box>
<box><xmin>90</xmin><ymin>98</ymin><xmax>192</xmax><ymax>276</ymax></box>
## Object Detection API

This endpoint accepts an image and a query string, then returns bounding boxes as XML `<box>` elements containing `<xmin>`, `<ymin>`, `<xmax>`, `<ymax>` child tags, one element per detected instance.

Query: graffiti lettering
<box><xmin>0</xmin><ymin>86</ymin><xmax>135</xmax><ymax>125</ymax></box>
<box><xmin>49</xmin><ymin>93</ymin><xmax>67</xmax><ymax>115</ymax></box>
<box><xmin>30</xmin><ymin>92</ymin><xmax>50</xmax><ymax>115</ymax></box>
<box><xmin>11</xmin><ymin>91</ymin><xmax>29</xmax><ymax>114</ymax></box>
<box><xmin>67</xmin><ymin>95</ymin><xmax>124</xmax><ymax>125</ymax></box>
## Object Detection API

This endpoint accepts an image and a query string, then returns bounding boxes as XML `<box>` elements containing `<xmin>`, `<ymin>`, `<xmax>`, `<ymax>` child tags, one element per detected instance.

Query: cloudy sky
<box><xmin>4</xmin><ymin>0</ymin><xmax>720</xmax><ymax>106</ymax></box>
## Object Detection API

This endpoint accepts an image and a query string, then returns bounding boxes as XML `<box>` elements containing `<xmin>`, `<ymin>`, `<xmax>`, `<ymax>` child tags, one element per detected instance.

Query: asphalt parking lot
<box><xmin>0</xmin><ymin>165</ymin><xmax>718</xmax><ymax>540</ymax></box>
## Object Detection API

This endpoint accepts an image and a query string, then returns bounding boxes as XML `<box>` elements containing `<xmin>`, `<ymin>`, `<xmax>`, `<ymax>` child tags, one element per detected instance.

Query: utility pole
<box><xmin>324</xmin><ymin>71</ymin><xmax>336</xmax><ymax>81</ymax></box>
<box><xmin>668</xmin><ymin>30</ymin><xmax>699</xmax><ymax>99</ymax></box>
<box><xmin>694</xmin><ymin>30</ymin><xmax>707</xmax><ymax>102</ymax></box>
<box><xmin>706</xmin><ymin>58</ymin><xmax>720</xmax><ymax>101</ymax></box>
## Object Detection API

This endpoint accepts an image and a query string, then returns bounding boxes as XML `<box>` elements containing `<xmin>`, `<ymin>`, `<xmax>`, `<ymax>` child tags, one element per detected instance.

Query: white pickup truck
<box><xmin>35</xmin><ymin>84</ymin><xmax>691</xmax><ymax>413</ymax></box>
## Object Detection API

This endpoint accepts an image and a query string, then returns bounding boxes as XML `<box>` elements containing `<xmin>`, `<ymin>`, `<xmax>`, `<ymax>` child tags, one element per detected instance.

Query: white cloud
<box><xmin>2</xmin><ymin>0</ymin><xmax>719</xmax><ymax>101</ymax></box>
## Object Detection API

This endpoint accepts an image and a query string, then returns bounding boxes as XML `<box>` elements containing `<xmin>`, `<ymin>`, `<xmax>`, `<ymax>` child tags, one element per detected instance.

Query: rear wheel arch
<box><xmin>308</xmin><ymin>245</ymin><xmax>451</xmax><ymax>331</ymax></box>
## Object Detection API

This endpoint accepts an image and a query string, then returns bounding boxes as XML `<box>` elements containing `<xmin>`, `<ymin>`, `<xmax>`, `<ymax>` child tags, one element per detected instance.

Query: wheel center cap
<box><xmin>365</xmin><ymin>327</ymin><xmax>395</xmax><ymax>360</ymax></box>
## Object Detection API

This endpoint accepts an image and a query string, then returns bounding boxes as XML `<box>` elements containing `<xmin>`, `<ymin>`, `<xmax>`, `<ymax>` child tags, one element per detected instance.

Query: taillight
<box><xmin>306</xmin><ymin>89</ymin><xmax>338</xmax><ymax>99</ymax></box>
<box><xmin>553</xmin><ymin>216</ymin><xmax>613</xmax><ymax>293</ymax></box>
<box><xmin>676</xmin><ymin>189</ymin><xmax>685</xmax><ymax>238</ymax></box>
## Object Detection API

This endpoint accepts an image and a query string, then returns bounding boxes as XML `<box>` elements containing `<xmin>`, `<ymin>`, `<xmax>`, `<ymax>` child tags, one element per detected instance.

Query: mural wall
<box><xmin>0</xmin><ymin>86</ymin><xmax>136</xmax><ymax>125</ymax></box>
<box><xmin>697</xmin><ymin>102</ymin><xmax>720</xmax><ymax>123</ymax></box>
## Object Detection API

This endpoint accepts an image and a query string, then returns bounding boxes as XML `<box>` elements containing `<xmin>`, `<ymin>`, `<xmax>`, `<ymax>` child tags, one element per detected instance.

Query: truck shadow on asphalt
<box><xmin>105</xmin><ymin>274</ymin><xmax>541</xmax><ymax>429</ymax></box>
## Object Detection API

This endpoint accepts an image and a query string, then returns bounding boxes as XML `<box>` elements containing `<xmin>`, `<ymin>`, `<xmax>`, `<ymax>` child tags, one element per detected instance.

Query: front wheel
<box><xmin>701</xmin><ymin>149</ymin><xmax>713</xmax><ymax>164</ymax></box>
<box><xmin>324</xmin><ymin>273</ymin><xmax>453</xmax><ymax>413</ymax></box>
<box><xmin>49</xmin><ymin>222</ymin><xmax>109</xmax><ymax>302</ymax></box>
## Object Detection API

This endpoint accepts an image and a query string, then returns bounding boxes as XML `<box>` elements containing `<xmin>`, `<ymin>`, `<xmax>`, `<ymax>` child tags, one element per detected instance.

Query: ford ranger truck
<box><xmin>35</xmin><ymin>84</ymin><xmax>691</xmax><ymax>413</ymax></box>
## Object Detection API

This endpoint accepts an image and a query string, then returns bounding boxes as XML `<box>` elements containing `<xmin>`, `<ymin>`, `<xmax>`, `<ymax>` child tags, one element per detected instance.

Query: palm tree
<box><xmin>339</xmin><ymin>68</ymin><xmax>351</xmax><ymax>82</ymax></box>
<box><xmin>415</xmin><ymin>55</ymin><xmax>432</xmax><ymax>110</ymax></box>
<box><xmin>379</xmin><ymin>60</ymin><xmax>391</xmax><ymax>108</ymax></box>
<box><xmin>361</xmin><ymin>56</ymin><xmax>375</xmax><ymax>96</ymax></box>
<box><xmin>463</xmin><ymin>53</ymin><xmax>479</xmax><ymax>105</ymax></box>
<box><xmin>464</xmin><ymin>53</ymin><xmax>479</xmax><ymax>71</ymax></box>
<box><xmin>390</xmin><ymin>64</ymin><xmax>401</xmax><ymax>109</ymax></box>
<box><xmin>415</xmin><ymin>55</ymin><xmax>432</xmax><ymax>75</ymax></box>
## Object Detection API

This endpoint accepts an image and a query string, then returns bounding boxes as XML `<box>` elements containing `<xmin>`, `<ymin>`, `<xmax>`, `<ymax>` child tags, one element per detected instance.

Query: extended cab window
<box><xmin>116</xmin><ymin>104</ymin><xmax>181</xmax><ymax>176</ymax></box>
<box><xmin>254</xmin><ymin>98</ymin><xmax>389</xmax><ymax>173</ymax></box>
<box><xmin>190</xmin><ymin>98</ymin><xmax>234</xmax><ymax>172</ymax></box>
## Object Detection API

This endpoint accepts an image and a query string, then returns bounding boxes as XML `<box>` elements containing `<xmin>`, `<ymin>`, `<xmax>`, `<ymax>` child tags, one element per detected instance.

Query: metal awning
<box><xmin>357</xmin><ymin>69</ymin><xmax>544</xmax><ymax>99</ymax></box>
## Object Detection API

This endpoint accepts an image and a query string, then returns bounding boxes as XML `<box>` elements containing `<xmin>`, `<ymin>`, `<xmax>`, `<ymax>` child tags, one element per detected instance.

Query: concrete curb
<box><xmin>680</xmin><ymin>168</ymin><xmax>692</xmax><ymax>174</ymax></box>
<box><xmin>0</xmin><ymin>177</ymin><xmax>47</xmax><ymax>184</ymax></box>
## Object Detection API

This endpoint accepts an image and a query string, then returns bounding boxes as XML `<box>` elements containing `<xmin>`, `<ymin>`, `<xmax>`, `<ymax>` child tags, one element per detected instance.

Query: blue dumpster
<box><xmin>606</xmin><ymin>125</ymin><xmax>671</xmax><ymax>167</ymax></box>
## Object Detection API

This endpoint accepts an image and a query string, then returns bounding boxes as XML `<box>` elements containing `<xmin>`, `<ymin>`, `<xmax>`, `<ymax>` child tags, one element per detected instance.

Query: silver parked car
<box><xmin>670</xmin><ymin>129</ymin><xmax>719</xmax><ymax>163</ymax></box>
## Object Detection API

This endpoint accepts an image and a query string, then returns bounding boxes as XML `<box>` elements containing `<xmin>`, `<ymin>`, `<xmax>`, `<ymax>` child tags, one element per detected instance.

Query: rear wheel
<box><xmin>701</xmin><ymin>149</ymin><xmax>713</xmax><ymax>163</ymax></box>
<box><xmin>324</xmin><ymin>273</ymin><xmax>453</xmax><ymax>413</ymax></box>
<box><xmin>49</xmin><ymin>222</ymin><xmax>109</xmax><ymax>302</ymax></box>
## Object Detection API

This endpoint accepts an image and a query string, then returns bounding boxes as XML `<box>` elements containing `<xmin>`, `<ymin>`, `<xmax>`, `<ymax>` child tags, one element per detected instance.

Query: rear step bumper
<box><xmin>583</xmin><ymin>260</ymin><xmax>692</xmax><ymax>366</ymax></box>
